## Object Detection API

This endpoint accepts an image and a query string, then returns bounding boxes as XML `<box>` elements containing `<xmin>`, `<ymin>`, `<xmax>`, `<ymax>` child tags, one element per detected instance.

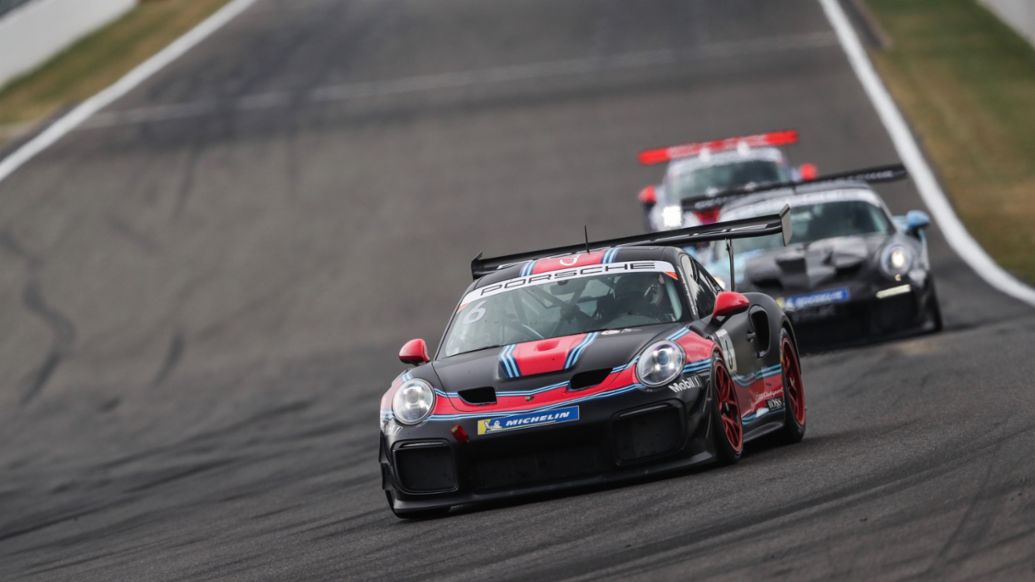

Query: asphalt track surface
<box><xmin>2</xmin><ymin>0</ymin><xmax>1035</xmax><ymax>580</ymax></box>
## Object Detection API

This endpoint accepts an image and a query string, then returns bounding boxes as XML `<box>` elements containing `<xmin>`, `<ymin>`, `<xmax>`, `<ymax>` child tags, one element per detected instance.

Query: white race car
<box><xmin>637</xmin><ymin>130</ymin><xmax>817</xmax><ymax>232</ymax></box>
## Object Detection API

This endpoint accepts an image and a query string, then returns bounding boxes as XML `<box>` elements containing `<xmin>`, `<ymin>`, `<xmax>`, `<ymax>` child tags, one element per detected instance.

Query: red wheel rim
<box><xmin>781</xmin><ymin>338</ymin><xmax>806</xmax><ymax>425</ymax></box>
<box><xmin>714</xmin><ymin>363</ymin><xmax>743</xmax><ymax>452</ymax></box>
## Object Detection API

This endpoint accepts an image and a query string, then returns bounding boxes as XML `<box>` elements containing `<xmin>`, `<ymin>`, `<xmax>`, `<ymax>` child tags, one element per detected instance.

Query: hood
<box><xmin>431</xmin><ymin>325</ymin><xmax>680</xmax><ymax>394</ymax></box>
<box><xmin>382</xmin><ymin>322</ymin><xmax>718</xmax><ymax>420</ymax></box>
<box><xmin>743</xmin><ymin>235</ymin><xmax>885</xmax><ymax>291</ymax></box>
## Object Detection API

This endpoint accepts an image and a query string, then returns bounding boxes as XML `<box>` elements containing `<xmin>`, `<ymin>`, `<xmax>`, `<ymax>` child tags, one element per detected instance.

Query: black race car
<box><xmin>379</xmin><ymin>212</ymin><xmax>808</xmax><ymax>518</ymax></box>
<box><xmin>702</xmin><ymin>165</ymin><xmax>942</xmax><ymax>346</ymax></box>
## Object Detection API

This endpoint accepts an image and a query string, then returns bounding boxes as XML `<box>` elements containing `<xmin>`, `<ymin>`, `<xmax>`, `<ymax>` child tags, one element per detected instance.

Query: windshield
<box><xmin>717</xmin><ymin>200</ymin><xmax>894</xmax><ymax>257</ymax></box>
<box><xmin>667</xmin><ymin>160</ymin><xmax>786</xmax><ymax>201</ymax></box>
<box><xmin>440</xmin><ymin>270</ymin><xmax>686</xmax><ymax>358</ymax></box>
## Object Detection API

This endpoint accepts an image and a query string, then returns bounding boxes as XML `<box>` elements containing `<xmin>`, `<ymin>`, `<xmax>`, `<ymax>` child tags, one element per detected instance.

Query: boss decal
<box><xmin>460</xmin><ymin>261</ymin><xmax>677</xmax><ymax>306</ymax></box>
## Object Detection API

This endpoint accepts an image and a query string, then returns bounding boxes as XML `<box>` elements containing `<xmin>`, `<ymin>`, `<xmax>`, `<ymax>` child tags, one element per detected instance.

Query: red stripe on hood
<box><xmin>509</xmin><ymin>333</ymin><xmax>588</xmax><ymax>376</ymax></box>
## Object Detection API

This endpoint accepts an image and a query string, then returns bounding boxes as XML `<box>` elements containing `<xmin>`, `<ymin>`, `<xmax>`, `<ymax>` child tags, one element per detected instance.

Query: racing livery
<box><xmin>379</xmin><ymin>212</ymin><xmax>807</xmax><ymax>518</ymax></box>
<box><xmin>637</xmin><ymin>130</ymin><xmax>817</xmax><ymax>232</ymax></box>
<box><xmin>703</xmin><ymin>165</ymin><xmax>942</xmax><ymax>345</ymax></box>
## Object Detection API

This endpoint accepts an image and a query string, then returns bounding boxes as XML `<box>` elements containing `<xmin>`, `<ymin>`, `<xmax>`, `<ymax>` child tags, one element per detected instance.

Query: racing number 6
<box><xmin>464</xmin><ymin>301</ymin><xmax>488</xmax><ymax>324</ymax></box>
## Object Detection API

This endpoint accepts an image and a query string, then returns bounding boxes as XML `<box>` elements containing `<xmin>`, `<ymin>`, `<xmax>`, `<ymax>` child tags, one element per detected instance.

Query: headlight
<box><xmin>661</xmin><ymin>205</ymin><xmax>683</xmax><ymax>228</ymax></box>
<box><xmin>392</xmin><ymin>379</ymin><xmax>436</xmax><ymax>425</ymax></box>
<box><xmin>881</xmin><ymin>244</ymin><xmax>914</xmax><ymax>277</ymax></box>
<box><xmin>636</xmin><ymin>341</ymin><xmax>685</xmax><ymax>388</ymax></box>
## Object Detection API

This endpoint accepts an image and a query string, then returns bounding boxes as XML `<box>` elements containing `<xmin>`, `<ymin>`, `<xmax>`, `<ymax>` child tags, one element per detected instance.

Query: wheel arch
<box><xmin>743</xmin><ymin>291</ymin><xmax>791</xmax><ymax>363</ymax></box>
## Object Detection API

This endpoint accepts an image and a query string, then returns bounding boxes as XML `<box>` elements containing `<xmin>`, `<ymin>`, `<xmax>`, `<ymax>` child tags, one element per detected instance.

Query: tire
<box><xmin>385</xmin><ymin>492</ymin><xmax>450</xmax><ymax>520</ymax></box>
<box><xmin>776</xmin><ymin>329</ymin><xmax>806</xmax><ymax>444</ymax></box>
<box><xmin>710</xmin><ymin>353</ymin><xmax>743</xmax><ymax>465</ymax></box>
<box><xmin>926</xmin><ymin>283</ymin><xmax>943</xmax><ymax>333</ymax></box>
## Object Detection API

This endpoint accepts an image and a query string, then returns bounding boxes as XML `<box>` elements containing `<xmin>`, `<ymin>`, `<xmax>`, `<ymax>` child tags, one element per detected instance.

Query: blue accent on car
<box><xmin>784</xmin><ymin>288</ymin><xmax>850</xmax><ymax>311</ymax></box>
<box><xmin>564</xmin><ymin>332</ymin><xmax>600</xmax><ymax>369</ymax></box>
<box><xmin>732</xmin><ymin>363</ymin><xmax>783</xmax><ymax>387</ymax></box>
<box><xmin>499</xmin><ymin>344</ymin><xmax>521</xmax><ymax>379</ymax></box>
<box><xmin>666</xmin><ymin>326</ymin><xmax>690</xmax><ymax>341</ymax></box>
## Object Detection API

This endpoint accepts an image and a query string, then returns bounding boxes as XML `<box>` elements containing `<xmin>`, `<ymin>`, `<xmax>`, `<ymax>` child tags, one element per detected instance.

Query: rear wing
<box><xmin>638</xmin><ymin>130</ymin><xmax>798</xmax><ymax>166</ymax></box>
<box><xmin>682</xmin><ymin>163</ymin><xmax>908</xmax><ymax>213</ymax></box>
<box><xmin>471</xmin><ymin>207</ymin><xmax>791</xmax><ymax>283</ymax></box>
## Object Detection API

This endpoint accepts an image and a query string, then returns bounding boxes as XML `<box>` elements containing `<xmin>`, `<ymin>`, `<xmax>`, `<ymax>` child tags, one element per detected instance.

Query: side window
<box><xmin>691</xmin><ymin>258</ymin><xmax>717</xmax><ymax>317</ymax></box>
<box><xmin>700</xmin><ymin>266</ymin><xmax>723</xmax><ymax>296</ymax></box>
<box><xmin>679</xmin><ymin>254</ymin><xmax>701</xmax><ymax>320</ymax></box>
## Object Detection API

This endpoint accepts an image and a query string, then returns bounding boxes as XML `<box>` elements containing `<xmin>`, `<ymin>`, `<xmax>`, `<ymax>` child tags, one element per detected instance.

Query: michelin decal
<box><xmin>477</xmin><ymin>406</ymin><xmax>580</xmax><ymax>435</ymax></box>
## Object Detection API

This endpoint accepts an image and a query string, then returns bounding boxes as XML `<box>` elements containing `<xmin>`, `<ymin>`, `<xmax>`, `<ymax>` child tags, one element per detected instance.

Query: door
<box><xmin>688</xmin><ymin>256</ymin><xmax>764</xmax><ymax>417</ymax></box>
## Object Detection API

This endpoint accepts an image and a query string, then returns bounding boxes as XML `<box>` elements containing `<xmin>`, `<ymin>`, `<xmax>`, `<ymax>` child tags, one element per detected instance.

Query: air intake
<box><xmin>459</xmin><ymin>386</ymin><xmax>497</xmax><ymax>405</ymax></box>
<box><xmin>569</xmin><ymin>369</ymin><xmax>612</xmax><ymax>391</ymax></box>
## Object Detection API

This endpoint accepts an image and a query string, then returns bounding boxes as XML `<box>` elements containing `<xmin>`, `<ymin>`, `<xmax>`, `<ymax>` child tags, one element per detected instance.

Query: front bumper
<box><xmin>380</xmin><ymin>378</ymin><xmax>715</xmax><ymax>513</ymax></box>
<box><xmin>774</xmin><ymin>275</ymin><xmax>934</xmax><ymax>345</ymax></box>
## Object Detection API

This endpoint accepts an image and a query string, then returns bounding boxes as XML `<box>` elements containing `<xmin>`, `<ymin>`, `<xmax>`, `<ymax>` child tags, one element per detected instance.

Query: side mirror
<box><xmin>399</xmin><ymin>338</ymin><xmax>430</xmax><ymax>365</ymax></box>
<box><xmin>905</xmin><ymin>209</ymin><xmax>931</xmax><ymax>233</ymax></box>
<box><xmin>713</xmin><ymin>291</ymin><xmax>750</xmax><ymax>318</ymax></box>
<box><xmin>638</xmin><ymin>184</ymin><xmax>657</xmax><ymax>207</ymax></box>
<box><xmin>798</xmin><ymin>163</ymin><xmax>818</xmax><ymax>181</ymax></box>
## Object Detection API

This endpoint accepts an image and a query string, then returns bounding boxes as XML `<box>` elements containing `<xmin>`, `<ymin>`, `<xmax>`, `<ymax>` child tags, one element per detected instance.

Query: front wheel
<box><xmin>776</xmin><ymin>329</ymin><xmax>806</xmax><ymax>444</ymax></box>
<box><xmin>710</xmin><ymin>354</ymin><xmax>743</xmax><ymax>465</ymax></box>
<box><xmin>925</xmin><ymin>283</ymin><xmax>943</xmax><ymax>333</ymax></box>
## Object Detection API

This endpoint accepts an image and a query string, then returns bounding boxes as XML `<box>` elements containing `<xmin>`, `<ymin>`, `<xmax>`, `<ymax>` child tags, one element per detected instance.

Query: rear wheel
<box><xmin>710</xmin><ymin>355</ymin><xmax>743</xmax><ymax>465</ymax></box>
<box><xmin>777</xmin><ymin>329</ymin><xmax>806</xmax><ymax>444</ymax></box>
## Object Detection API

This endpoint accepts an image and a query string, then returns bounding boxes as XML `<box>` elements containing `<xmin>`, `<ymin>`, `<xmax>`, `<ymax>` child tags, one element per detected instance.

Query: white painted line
<box><xmin>0</xmin><ymin>0</ymin><xmax>258</xmax><ymax>184</ymax></box>
<box><xmin>820</xmin><ymin>0</ymin><xmax>1035</xmax><ymax>307</ymax></box>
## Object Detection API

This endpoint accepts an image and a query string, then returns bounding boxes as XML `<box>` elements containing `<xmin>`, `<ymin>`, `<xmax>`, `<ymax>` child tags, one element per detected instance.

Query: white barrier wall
<box><xmin>981</xmin><ymin>0</ymin><xmax>1035</xmax><ymax>47</ymax></box>
<box><xmin>0</xmin><ymin>0</ymin><xmax>136</xmax><ymax>88</ymax></box>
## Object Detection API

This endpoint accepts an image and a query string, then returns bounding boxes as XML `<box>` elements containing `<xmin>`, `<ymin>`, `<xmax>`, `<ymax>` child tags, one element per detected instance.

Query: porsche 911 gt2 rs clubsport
<box><xmin>379</xmin><ymin>212</ymin><xmax>808</xmax><ymax>518</ymax></box>
<box><xmin>702</xmin><ymin>165</ymin><xmax>942</xmax><ymax>345</ymax></box>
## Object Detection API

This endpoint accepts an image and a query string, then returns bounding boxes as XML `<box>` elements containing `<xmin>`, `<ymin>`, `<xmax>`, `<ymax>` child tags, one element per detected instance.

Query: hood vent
<box><xmin>459</xmin><ymin>387</ymin><xmax>497</xmax><ymax>405</ymax></box>
<box><xmin>569</xmin><ymin>368</ymin><xmax>612</xmax><ymax>391</ymax></box>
